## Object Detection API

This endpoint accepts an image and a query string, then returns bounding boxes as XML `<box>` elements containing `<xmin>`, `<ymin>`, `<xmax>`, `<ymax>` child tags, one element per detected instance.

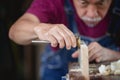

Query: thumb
<box><xmin>72</xmin><ymin>50</ymin><xmax>79</xmax><ymax>58</ymax></box>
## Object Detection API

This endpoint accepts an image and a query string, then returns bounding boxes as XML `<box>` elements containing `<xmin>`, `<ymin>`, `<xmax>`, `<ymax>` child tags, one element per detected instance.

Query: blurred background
<box><xmin>0</xmin><ymin>0</ymin><xmax>42</xmax><ymax>80</ymax></box>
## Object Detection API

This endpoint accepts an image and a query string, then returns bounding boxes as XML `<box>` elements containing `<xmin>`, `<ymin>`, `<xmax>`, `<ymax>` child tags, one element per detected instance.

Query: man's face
<box><xmin>73</xmin><ymin>0</ymin><xmax>112</xmax><ymax>27</ymax></box>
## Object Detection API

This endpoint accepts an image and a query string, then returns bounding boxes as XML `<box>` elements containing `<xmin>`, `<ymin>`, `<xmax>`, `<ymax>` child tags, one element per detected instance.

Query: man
<box><xmin>9</xmin><ymin>0</ymin><xmax>120</xmax><ymax>80</ymax></box>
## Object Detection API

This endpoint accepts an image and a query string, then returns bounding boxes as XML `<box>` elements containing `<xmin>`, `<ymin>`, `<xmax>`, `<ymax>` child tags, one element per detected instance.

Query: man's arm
<box><xmin>9</xmin><ymin>13</ymin><xmax>77</xmax><ymax>49</ymax></box>
<box><xmin>9</xmin><ymin>13</ymin><xmax>39</xmax><ymax>45</ymax></box>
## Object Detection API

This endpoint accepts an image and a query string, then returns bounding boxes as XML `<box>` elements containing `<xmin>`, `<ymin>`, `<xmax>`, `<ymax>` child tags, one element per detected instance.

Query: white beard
<box><xmin>81</xmin><ymin>16</ymin><xmax>102</xmax><ymax>28</ymax></box>
<box><xmin>86</xmin><ymin>23</ymin><xmax>96</xmax><ymax>28</ymax></box>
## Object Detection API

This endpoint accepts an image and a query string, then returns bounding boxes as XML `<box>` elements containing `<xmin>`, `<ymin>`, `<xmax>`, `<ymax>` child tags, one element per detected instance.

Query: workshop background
<box><xmin>0</xmin><ymin>0</ymin><xmax>42</xmax><ymax>80</ymax></box>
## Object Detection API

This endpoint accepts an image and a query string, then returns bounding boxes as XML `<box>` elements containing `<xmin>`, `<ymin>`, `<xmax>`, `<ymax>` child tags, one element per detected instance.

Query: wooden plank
<box><xmin>80</xmin><ymin>43</ymin><xmax>89</xmax><ymax>80</ymax></box>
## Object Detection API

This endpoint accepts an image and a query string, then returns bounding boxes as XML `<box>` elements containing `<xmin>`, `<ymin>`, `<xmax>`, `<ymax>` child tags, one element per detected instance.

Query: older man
<box><xmin>9</xmin><ymin>0</ymin><xmax>120</xmax><ymax>80</ymax></box>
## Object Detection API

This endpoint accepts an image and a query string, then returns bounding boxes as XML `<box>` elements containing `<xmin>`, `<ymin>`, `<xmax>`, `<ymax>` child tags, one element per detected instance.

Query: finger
<box><xmin>89</xmin><ymin>54</ymin><xmax>96</xmax><ymax>62</ymax></box>
<box><xmin>60</xmin><ymin>24</ymin><xmax>77</xmax><ymax>48</ymax></box>
<box><xmin>70</xmin><ymin>33</ymin><xmax>76</xmax><ymax>48</ymax></box>
<box><xmin>89</xmin><ymin>48</ymin><xmax>100</xmax><ymax>62</ymax></box>
<box><xmin>50</xmin><ymin>30</ymin><xmax>65</xmax><ymax>49</ymax></box>
<box><xmin>88</xmin><ymin>43</ymin><xmax>95</xmax><ymax>51</ymax></box>
<box><xmin>88</xmin><ymin>42</ymin><xmax>100</xmax><ymax>51</ymax></box>
<box><xmin>89</xmin><ymin>50</ymin><xmax>101</xmax><ymax>62</ymax></box>
<box><xmin>57</xmin><ymin>25</ymin><xmax>72</xmax><ymax>50</ymax></box>
<box><xmin>89</xmin><ymin>47</ymin><xmax>96</xmax><ymax>59</ymax></box>
<box><xmin>72</xmin><ymin>50</ymin><xmax>79</xmax><ymax>58</ymax></box>
<box><xmin>46</xmin><ymin>34</ymin><xmax>58</xmax><ymax>47</ymax></box>
<box><xmin>89</xmin><ymin>45</ymin><xmax>101</xmax><ymax>59</ymax></box>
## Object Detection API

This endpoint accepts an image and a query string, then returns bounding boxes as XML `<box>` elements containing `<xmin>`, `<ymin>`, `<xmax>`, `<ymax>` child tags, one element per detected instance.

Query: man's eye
<box><xmin>96</xmin><ymin>2</ymin><xmax>104</xmax><ymax>6</ymax></box>
<box><xmin>81</xmin><ymin>2</ymin><xmax>87</xmax><ymax>5</ymax></box>
<box><xmin>80</xmin><ymin>1</ymin><xmax>88</xmax><ymax>7</ymax></box>
<box><xmin>96</xmin><ymin>2</ymin><xmax>105</xmax><ymax>8</ymax></box>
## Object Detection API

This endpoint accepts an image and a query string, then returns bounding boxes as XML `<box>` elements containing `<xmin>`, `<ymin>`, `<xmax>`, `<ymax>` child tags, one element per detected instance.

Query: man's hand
<box><xmin>72</xmin><ymin>42</ymin><xmax>120</xmax><ymax>62</ymax></box>
<box><xmin>34</xmin><ymin>23</ymin><xmax>76</xmax><ymax>50</ymax></box>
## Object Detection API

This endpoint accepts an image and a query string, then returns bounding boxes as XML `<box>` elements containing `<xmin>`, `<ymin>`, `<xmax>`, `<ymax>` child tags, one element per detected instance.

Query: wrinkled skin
<box><xmin>72</xmin><ymin>42</ymin><xmax>120</xmax><ymax>62</ymax></box>
<box><xmin>73</xmin><ymin>0</ymin><xmax>112</xmax><ymax>27</ymax></box>
<box><xmin>34</xmin><ymin>23</ymin><xmax>77</xmax><ymax>49</ymax></box>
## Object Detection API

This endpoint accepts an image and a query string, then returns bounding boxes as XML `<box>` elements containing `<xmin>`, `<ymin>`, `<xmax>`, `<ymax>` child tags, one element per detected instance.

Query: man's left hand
<box><xmin>72</xmin><ymin>42</ymin><xmax>120</xmax><ymax>63</ymax></box>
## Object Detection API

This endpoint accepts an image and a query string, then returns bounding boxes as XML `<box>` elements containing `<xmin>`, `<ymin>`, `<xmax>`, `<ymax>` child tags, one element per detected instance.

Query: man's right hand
<box><xmin>34</xmin><ymin>23</ymin><xmax>77</xmax><ymax>50</ymax></box>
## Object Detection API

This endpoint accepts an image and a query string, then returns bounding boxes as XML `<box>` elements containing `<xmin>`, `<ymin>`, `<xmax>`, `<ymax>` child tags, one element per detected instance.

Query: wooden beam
<box><xmin>80</xmin><ymin>43</ymin><xmax>89</xmax><ymax>80</ymax></box>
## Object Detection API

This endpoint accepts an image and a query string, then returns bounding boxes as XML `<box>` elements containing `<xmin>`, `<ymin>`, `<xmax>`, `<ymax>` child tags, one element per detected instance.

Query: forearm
<box><xmin>9</xmin><ymin>14</ymin><xmax>39</xmax><ymax>45</ymax></box>
<box><xmin>9</xmin><ymin>13</ymin><xmax>77</xmax><ymax>49</ymax></box>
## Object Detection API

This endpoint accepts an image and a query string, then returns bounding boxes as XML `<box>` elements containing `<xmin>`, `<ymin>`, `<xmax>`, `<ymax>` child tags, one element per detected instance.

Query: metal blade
<box><xmin>32</xmin><ymin>39</ymin><xmax>50</xmax><ymax>43</ymax></box>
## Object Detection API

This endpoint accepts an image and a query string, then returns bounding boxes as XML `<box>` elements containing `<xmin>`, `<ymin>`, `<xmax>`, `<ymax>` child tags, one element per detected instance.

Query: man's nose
<box><xmin>86</xmin><ymin>5</ymin><xmax>98</xmax><ymax>18</ymax></box>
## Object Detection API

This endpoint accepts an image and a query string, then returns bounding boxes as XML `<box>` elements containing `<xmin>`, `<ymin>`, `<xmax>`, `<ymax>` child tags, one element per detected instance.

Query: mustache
<box><xmin>81</xmin><ymin>16</ymin><xmax>102</xmax><ymax>22</ymax></box>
